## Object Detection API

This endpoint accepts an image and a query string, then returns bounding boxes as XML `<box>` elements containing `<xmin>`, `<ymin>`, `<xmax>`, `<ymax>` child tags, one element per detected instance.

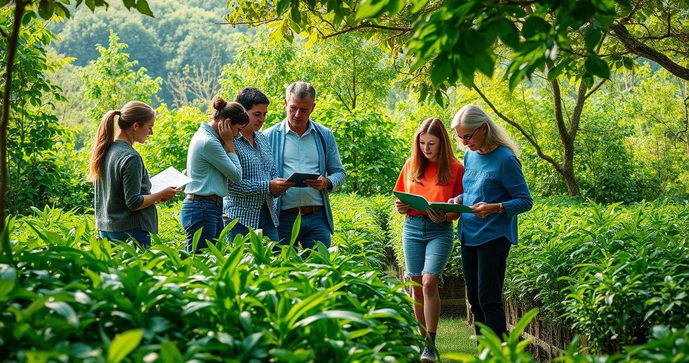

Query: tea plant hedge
<box><xmin>0</xmin><ymin>207</ymin><xmax>424</xmax><ymax>361</ymax></box>
<box><xmin>506</xmin><ymin>199</ymin><xmax>689</xmax><ymax>352</ymax></box>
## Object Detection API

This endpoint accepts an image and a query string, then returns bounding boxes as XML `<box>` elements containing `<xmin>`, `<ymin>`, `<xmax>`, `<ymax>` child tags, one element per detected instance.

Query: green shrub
<box><xmin>1</xmin><ymin>212</ymin><xmax>424</xmax><ymax>362</ymax></box>
<box><xmin>330</xmin><ymin>193</ymin><xmax>388</xmax><ymax>270</ymax></box>
<box><xmin>506</xmin><ymin>199</ymin><xmax>689</xmax><ymax>352</ymax></box>
<box><xmin>445</xmin><ymin>309</ymin><xmax>689</xmax><ymax>362</ymax></box>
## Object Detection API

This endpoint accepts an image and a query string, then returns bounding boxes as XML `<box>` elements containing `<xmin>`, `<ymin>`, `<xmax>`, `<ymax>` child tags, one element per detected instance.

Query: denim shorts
<box><xmin>402</xmin><ymin>215</ymin><xmax>454</xmax><ymax>278</ymax></box>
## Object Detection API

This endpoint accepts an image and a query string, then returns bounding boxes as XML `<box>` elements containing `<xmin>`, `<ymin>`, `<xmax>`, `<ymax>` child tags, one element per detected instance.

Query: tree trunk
<box><xmin>1</xmin><ymin>2</ymin><xmax>25</xmax><ymax>263</ymax></box>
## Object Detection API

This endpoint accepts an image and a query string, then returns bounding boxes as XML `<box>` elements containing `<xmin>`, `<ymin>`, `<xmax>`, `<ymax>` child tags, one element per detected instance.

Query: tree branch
<box><xmin>322</xmin><ymin>22</ymin><xmax>412</xmax><ymax>40</ymax></box>
<box><xmin>612</xmin><ymin>23</ymin><xmax>689</xmax><ymax>80</ymax></box>
<box><xmin>473</xmin><ymin>85</ymin><xmax>563</xmax><ymax>174</ymax></box>
<box><xmin>569</xmin><ymin>81</ymin><xmax>589</xmax><ymax>140</ymax></box>
<box><xmin>551</xmin><ymin>79</ymin><xmax>571</xmax><ymax>146</ymax></box>
<box><xmin>584</xmin><ymin>79</ymin><xmax>607</xmax><ymax>100</ymax></box>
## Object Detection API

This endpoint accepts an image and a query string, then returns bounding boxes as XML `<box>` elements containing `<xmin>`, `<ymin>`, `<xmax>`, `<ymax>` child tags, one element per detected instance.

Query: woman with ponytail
<box><xmin>89</xmin><ymin>101</ymin><xmax>178</xmax><ymax>247</ymax></box>
<box><xmin>181</xmin><ymin>96</ymin><xmax>249</xmax><ymax>252</ymax></box>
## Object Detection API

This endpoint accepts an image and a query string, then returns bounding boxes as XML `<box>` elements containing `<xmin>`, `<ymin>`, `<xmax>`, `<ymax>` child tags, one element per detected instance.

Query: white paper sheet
<box><xmin>150</xmin><ymin>166</ymin><xmax>193</xmax><ymax>194</ymax></box>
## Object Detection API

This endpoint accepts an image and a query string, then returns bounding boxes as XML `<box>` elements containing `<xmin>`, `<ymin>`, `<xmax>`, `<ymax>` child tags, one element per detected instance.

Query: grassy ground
<box><xmin>436</xmin><ymin>317</ymin><xmax>477</xmax><ymax>362</ymax></box>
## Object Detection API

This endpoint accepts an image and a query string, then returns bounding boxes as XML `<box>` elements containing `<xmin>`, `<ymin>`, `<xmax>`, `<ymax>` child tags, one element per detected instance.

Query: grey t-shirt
<box><xmin>94</xmin><ymin>140</ymin><xmax>157</xmax><ymax>234</ymax></box>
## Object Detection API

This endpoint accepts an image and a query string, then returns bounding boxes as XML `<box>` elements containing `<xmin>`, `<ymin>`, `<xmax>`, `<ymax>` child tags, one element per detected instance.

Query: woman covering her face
<box><xmin>180</xmin><ymin>96</ymin><xmax>249</xmax><ymax>252</ymax></box>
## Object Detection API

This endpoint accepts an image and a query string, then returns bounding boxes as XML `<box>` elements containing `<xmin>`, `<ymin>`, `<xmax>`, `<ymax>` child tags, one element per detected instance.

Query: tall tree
<box><xmin>0</xmin><ymin>0</ymin><xmax>154</xmax><ymax>263</ymax></box>
<box><xmin>82</xmin><ymin>30</ymin><xmax>162</xmax><ymax>123</ymax></box>
<box><xmin>227</xmin><ymin>0</ymin><xmax>689</xmax><ymax>196</ymax></box>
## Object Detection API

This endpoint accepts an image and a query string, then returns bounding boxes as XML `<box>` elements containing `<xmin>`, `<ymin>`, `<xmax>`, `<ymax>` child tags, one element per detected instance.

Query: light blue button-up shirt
<box><xmin>184</xmin><ymin>122</ymin><xmax>242</xmax><ymax>197</ymax></box>
<box><xmin>281</xmin><ymin>122</ymin><xmax>323</xmax><ymax>209</ymax></box>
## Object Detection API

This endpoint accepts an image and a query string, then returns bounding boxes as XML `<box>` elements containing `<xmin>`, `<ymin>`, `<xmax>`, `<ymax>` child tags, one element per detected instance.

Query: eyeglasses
<box><xmin>457</xmin><ymin>124</ymin><xmax>484</xmax><ymax>141</ymax></box>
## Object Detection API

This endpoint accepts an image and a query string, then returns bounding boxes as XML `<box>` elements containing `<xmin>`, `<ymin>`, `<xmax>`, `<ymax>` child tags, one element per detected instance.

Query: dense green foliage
<box><xmin>49</xmin><ymin>0</ymin><xmax>241</xmax><ymax>105</ymax></box>
<box><xmin>446</xmin><ymin>309</ymin><xmax>689</xmax><ymax>362</ymax></box>
<box><xmin>1</xmin><ymin>206</ymin><xmax>423</xmax><ymax>361</ymax></box>
<box><xmin>1</xmin><ymin>9</ymin><xmax>91</xmax><ymax>214</ymax></box>
<box><xmin>3</xmin><ymin>1</ymin><xmax>689</xmax><ymax>361</ymax></box>
<box><xmin>506</xmin><ymin>199</ymin><xmax>689</xmax><ymax>352</ymax></box>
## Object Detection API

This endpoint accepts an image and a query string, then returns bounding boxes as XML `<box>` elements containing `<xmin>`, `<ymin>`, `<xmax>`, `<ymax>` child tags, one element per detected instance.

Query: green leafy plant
<box><xmin>1</xmin><ymin>204</ymin><xmax>425</xmax><ymax>361</ymax></box>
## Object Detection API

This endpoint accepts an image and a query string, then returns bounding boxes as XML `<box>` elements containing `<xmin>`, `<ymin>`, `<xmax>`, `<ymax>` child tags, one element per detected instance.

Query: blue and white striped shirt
<box><xmin>223</xmin><ymin>131</ymin><xmax>279</xmax><ymax>228</ymax></box>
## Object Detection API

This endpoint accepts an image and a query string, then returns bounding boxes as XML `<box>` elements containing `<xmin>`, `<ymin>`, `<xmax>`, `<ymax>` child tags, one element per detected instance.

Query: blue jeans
<box><xmin>225</xmin><ymin>203</ymin><xmax>280</xmax><ymax>242</ymax></box>
<box><xmin>276</xmin><ymin>208</ymin><xmax>331</xmax><ymax>249</ymax></box>
<box><xmin>402</xmin><ymin>215</ymin><xmax>454</xmax><ymax>279</ymax></box>
<box><xmin>180</xmin><ymin>198</ymin><xmax>224</xmax><ymax>253</ymax></box>
<box><xmin>99</xmin><ymin>227</ymin><xmax>151</xmax><ymax>247</ymax></box>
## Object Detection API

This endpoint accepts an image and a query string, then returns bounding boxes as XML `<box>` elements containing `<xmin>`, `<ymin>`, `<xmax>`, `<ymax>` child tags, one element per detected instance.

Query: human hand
<box><xmin>158</xmin><ymin>186</ymin><xmax>179</xmax><ymax>202</ymax></box>
<box><xmin>395</xmin><ymin>199</ymin><xmax>410</xmax><ymax>214</ymax></box>
<box><xmin>218</xmin><ymin>119</ymin><xmax>236</xmax><ymax>152</ymax></box>
<box><xmin>470</xmin><ymin>202</ymin><xmax>500</xmax><ymax>218</ymax></box>
<box><xmin>269</xmin><ymin>178</ymin><xmax>294</xmax><ymax>195</ymax></box>
<box><xmin>304</xmin><ymin>176</ymin><xmax>331</xmax><ymax>191</ymax></box>
<box><xmin>427</xmin><ymin>208</ymin><xmax>447</xmax><ymax>224</ymax></box>
<box><xmin>447</xmin><ymin>196</ymin><xmax>463</xmax><ymax>204</ymax></box>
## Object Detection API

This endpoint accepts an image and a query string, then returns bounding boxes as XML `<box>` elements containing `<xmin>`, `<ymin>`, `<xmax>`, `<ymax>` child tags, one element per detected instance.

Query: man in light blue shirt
<box><xmin>264</xmin><ymin>82</ymin><xmax>346</xmax><ymax>249</ymax></box>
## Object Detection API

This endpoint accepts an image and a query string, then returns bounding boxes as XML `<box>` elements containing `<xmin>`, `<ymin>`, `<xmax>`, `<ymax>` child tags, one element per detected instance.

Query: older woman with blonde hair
<box><xmin>449</xmin><ymin>105</ymin><xmax>533</xmax><ymax>339</ymax></box>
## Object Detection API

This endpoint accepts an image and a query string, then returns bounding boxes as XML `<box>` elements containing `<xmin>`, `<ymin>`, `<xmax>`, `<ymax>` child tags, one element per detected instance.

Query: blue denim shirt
<box><xmin>459</xmin><ymin>146</ymin><xmax>533</xmax><ymax>246</ymax></box>
<box><xmin>223</xmin><ymin>131</ymin><xmax>279</xmax><ymax>228</ymax></box>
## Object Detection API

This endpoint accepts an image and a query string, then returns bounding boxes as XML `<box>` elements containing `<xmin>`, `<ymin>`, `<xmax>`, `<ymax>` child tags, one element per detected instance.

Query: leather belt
<box><xmin>283</xmin><ymin>206</ymin><xmax>323</xmax><ymax>215</ymax></box>
<box><xmin>185</xmin><ymin>194</ymin><xmax>222</xmax><ymax>202</ymax></box>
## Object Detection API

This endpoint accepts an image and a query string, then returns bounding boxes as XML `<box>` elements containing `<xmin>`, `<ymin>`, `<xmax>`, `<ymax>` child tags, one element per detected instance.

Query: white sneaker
<box><xmin>420</xmin><ymin>345</ymin><xmax>436</xmax><ymax>363</ymax></box>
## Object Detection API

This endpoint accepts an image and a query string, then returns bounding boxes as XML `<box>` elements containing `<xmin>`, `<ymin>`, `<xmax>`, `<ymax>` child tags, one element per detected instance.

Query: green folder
<box><xmin>393</xmin><ymin>191</ymin><xmax>473</xmax><ymax>213</ymax></box>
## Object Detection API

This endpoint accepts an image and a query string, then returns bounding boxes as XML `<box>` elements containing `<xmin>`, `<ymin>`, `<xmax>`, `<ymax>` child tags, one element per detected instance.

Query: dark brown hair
<box><xmin>409</xmin><ymin>118</ymin><xmax>458</xmax><ymax>185</ymax></box>
<box><xmin>88</xmin><ymin>101</ymin><xmax>155</xmax><ymax>181</ymax></box>
<box><xmin>211</xmin><ymin>96</ymin><xmax>249</xmax><ymax>126</ymax></box>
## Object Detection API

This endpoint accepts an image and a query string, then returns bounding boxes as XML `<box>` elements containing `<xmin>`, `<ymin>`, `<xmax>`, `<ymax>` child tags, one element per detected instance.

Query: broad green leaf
<box><xmin>136</xmin><ymin>0</ymin><xmax>154</xmax><ymax>17</ymax></box>
<box><xmin>521</xmin><ymin>16</ymin><xmax>550</xmax><ymax>39</ymax></box>
<box><xmin>584</xmin><ymin>54</ymin><xmax>610</xmax><ymax>79</ymax></box>
<box><xmin>289</xmin><ymin>213</ymin><xmax>301</xmax><ymax>247</ymax></box>
<box><xmin>356</xmin><ymin>0</ymin><xmax>388</xmax><ymax>22</ymax></box>
<box><xmin>410</xmin><ymin>0</ymin><xmax>428</xmax><ymax>13</ymax></box>
<box><xmin>0</xmin><ymin>279</ymin><xmax>15</xmax><ymax>301</ymax></box>
<box><xmin>38</xmin><ymin>0</ymin><xmax>55</xmax><ymax>20</ymax></box>
<box><xmin>182</xmin><ymin>301</ymin><xmax>216</xmax><ymax>315</ymax></box>
<box><xmin>45</xmin><ymin>301</ymin><xmax>79</xmax><ymax>328</ymax></box>
<box><xmin>430</xmin><ymin>61</ymin><xmax>452</xmax><ymax>86</ymax></box>
<box><xmin>191</xmin><ymin>227</ymin><xmax>203</xmax><ymax>254</ymax></box>
<box><xmin>205</xmin><ymin>236</ymin><xmax>226</xmax><ymax>264</ymax></box>
<box><xmin>294</xmin><ymin>310</ymin><xmax>371</xmax><ymax>328</ymax></box>
<box><xmin>159</xmin><ymin>341</ymin><xmax>183</xmax><ymax>363</ymax></box>
<box><xmin>475</xmin><ymin>50</ymin><xmax>495</xmax><ymax>77</ymax></box>
<box><xmin>385</xmin><ymin>0</ymin><xmax>404</xmax><ymax>17</ymax></box>
<box><xmin>498</xmin><ymin>18</ymin><xmax>520</xmax><ymax>48</ymax></box>
<box><xmin>277</xmin><ymin>0</ymin><xmax>290</xmax><ymax>14</ymax></box>
<box><xmin>547</xmin><ymin>62</ymin><xmax>565</xmax><ymax>81</ymax></box>
<box><xmin>585</xmin><ymin>27</ymin><xmax>602</xmax><ymax>50</ymax></box>
<box><xmin>107</xmin><ymin>329</ymin><xmax>144</xmax><ymax>363</ymax></box>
